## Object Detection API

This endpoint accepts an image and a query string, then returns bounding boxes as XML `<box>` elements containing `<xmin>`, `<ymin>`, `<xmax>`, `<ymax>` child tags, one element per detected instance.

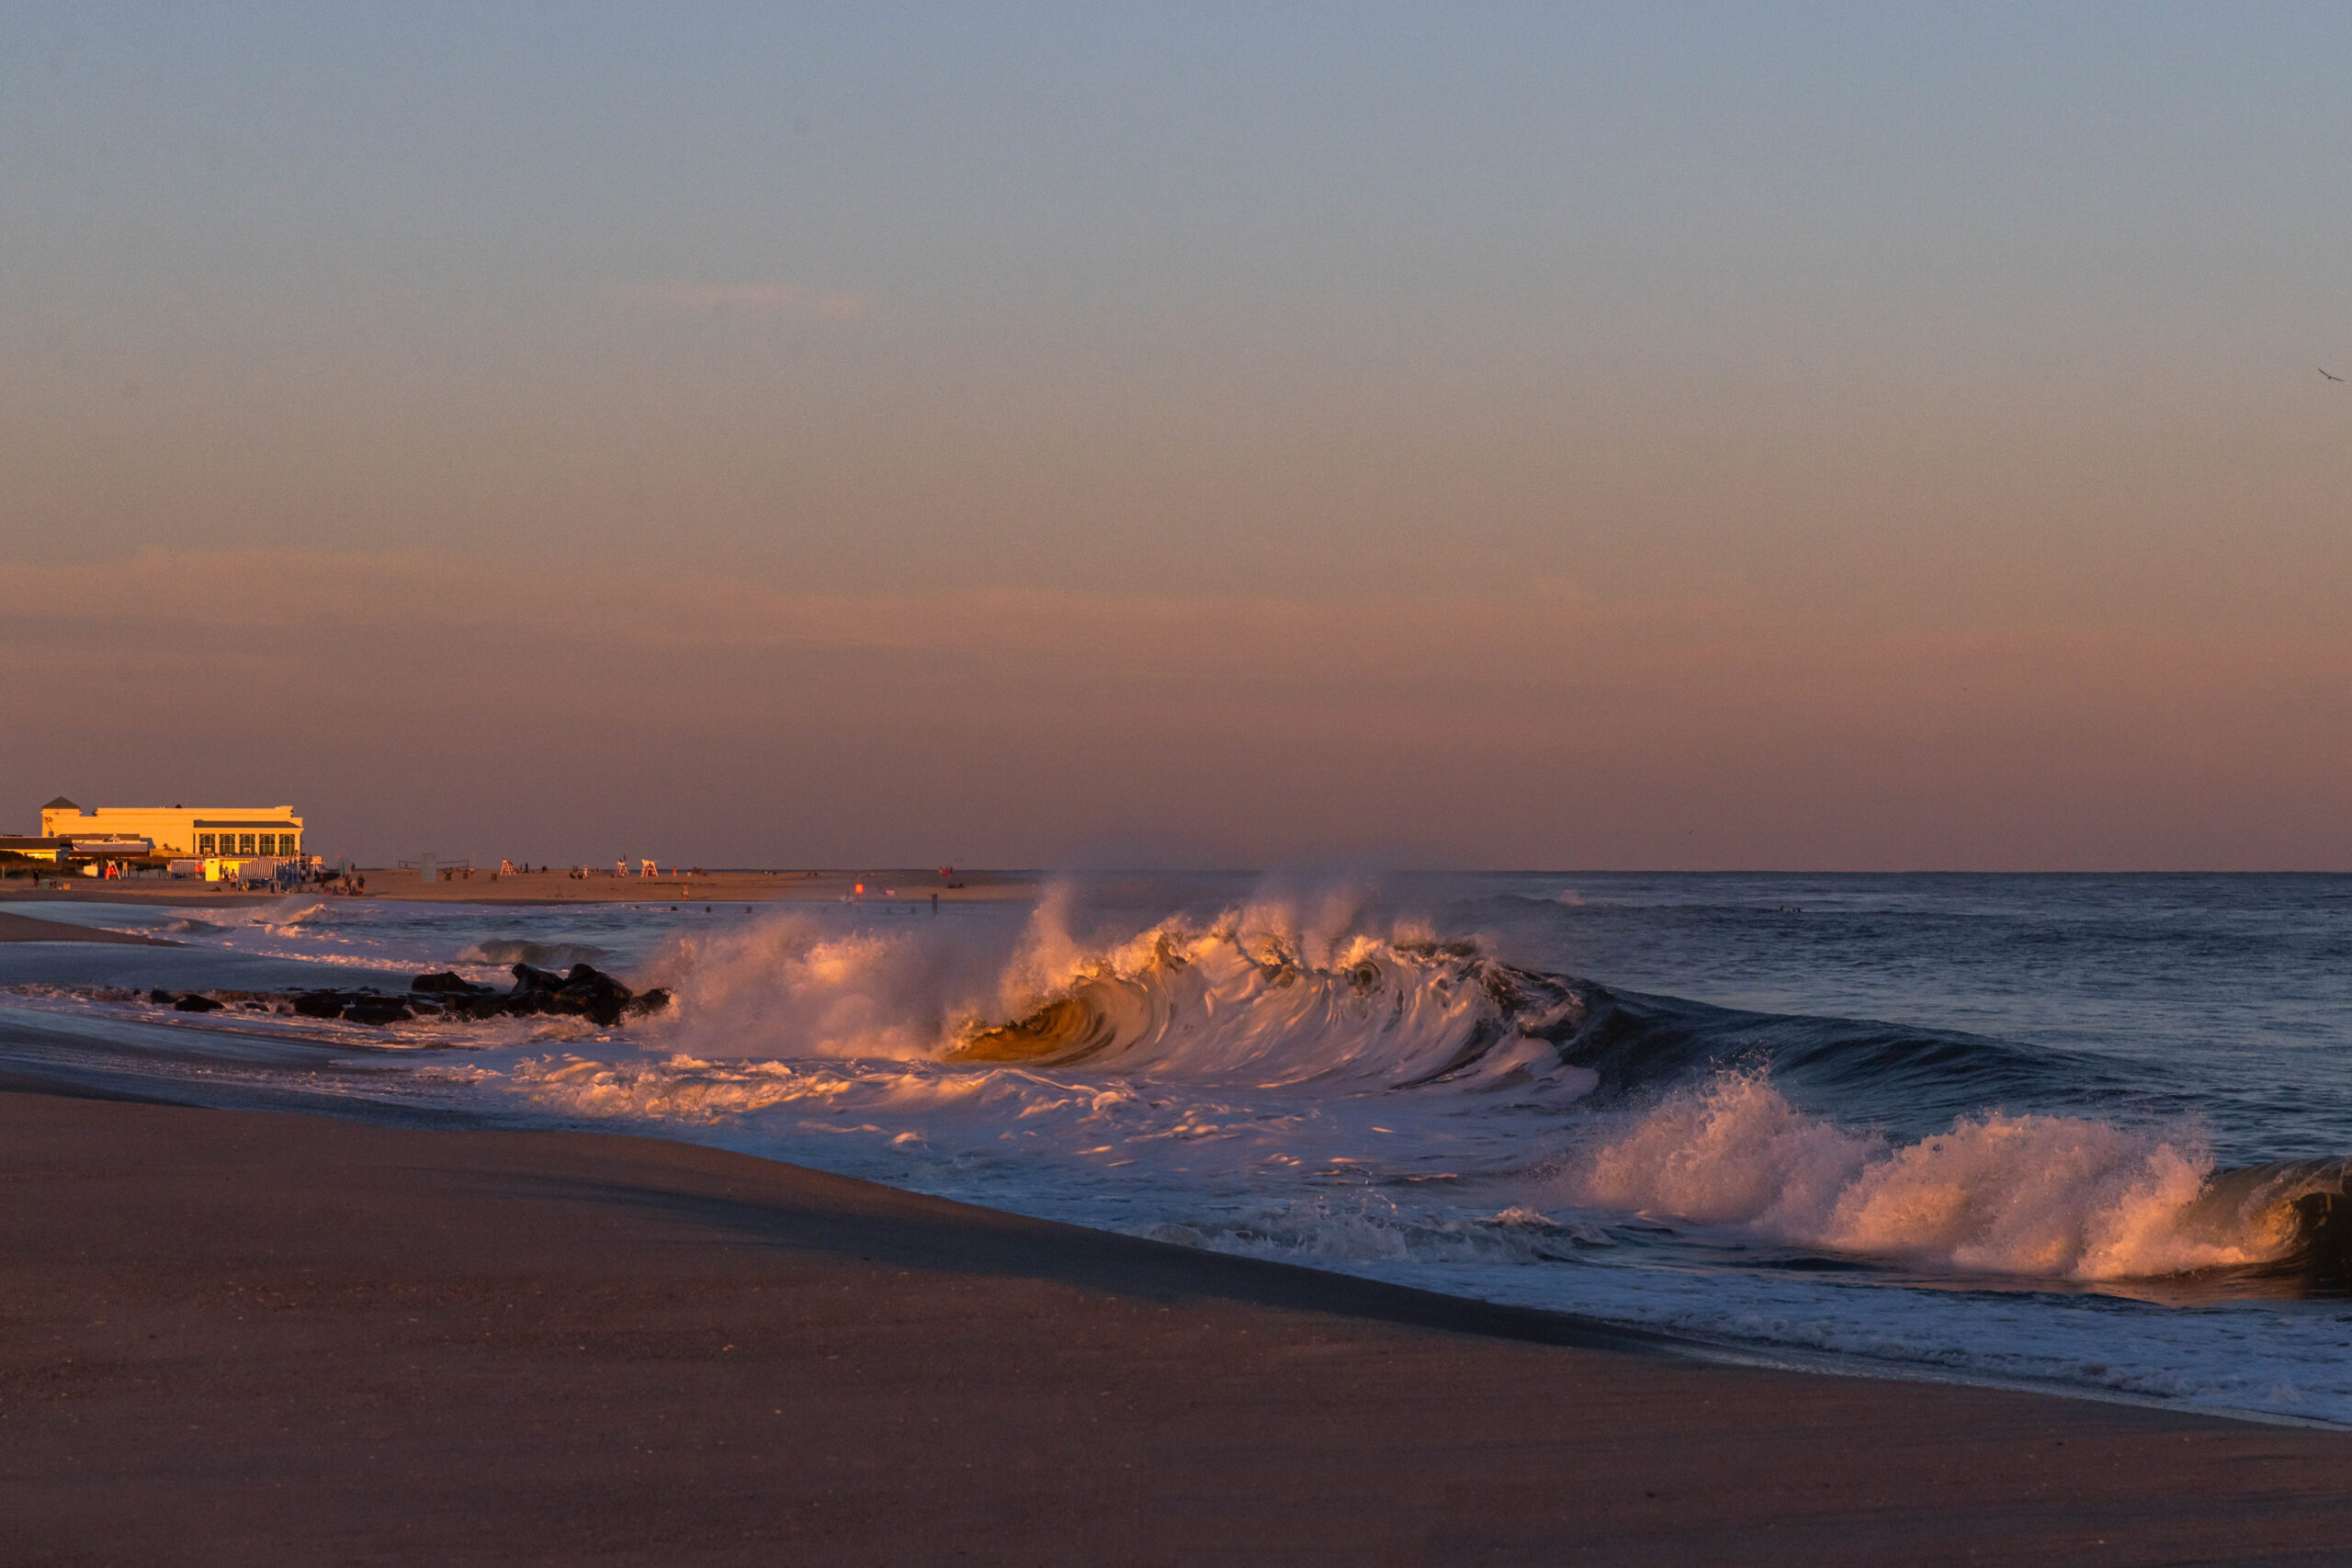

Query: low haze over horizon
<box><xmin>8</xmin><ymin>4</ymin><xmax>2351</xmax><ymax>869</ymax></box>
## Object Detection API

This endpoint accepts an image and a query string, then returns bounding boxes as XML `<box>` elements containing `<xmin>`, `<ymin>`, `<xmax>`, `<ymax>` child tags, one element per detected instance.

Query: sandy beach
<box><xmin>0</xmin><ymin>1077</ymin><xmax>2345</xmax><ymax>1565</ymax></box>
<box><xmin>0</xmin><ymin>910</ymin><xmax>177</xmax><ymax>946</ymax></box>
<box><xmin>0</xmin><ymin>867</ymin><xmax>1042</xmax><ymax>908</ymax></box>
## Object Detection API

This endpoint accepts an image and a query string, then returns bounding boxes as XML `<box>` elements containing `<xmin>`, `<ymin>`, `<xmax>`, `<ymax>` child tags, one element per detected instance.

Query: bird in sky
<box><xmin>2322</xmin><ymin>367</ymin><xmax>2345</xmax><ymax>382</ymax></box>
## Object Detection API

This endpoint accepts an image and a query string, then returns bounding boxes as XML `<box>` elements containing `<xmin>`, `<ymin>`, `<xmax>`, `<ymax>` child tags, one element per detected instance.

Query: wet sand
<box><xmin>0</xmin><ymin>909</ymin><xmax>177</xmax><ymax>945</ymax></box>
<box><xmin>2</xmin><ymin>1079</ymin><xmax>2346</xmax><ymax>1565</ymax></box>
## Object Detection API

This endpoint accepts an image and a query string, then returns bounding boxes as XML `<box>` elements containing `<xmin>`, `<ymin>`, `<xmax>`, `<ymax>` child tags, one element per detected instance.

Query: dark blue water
<box><xmin>1444</xmin><ymin>874</ymin><xmax>2352</xmax><ymax>1163</ymax></box>
<box><xmin>9</xmin><ymin>874</ymin><xmax>2352</xmax><ymax>1423</ymax></box>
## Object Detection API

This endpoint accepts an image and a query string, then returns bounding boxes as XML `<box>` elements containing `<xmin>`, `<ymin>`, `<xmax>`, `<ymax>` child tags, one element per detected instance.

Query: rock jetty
<box><xmin>153</xmin><ymin>963</ymin><xmax>672</xmax><ymax>1029</ymax></box>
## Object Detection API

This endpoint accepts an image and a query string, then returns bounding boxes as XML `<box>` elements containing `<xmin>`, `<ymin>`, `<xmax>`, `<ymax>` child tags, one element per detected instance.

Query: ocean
<box><xmin>6</xmin><ymin>873</ymin><xmax>2350</xmax><ymax>1425</ymax></box>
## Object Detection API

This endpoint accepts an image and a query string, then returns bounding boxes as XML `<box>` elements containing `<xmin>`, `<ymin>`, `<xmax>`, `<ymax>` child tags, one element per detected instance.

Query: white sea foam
<box><xmin>526</xmin><ymin>898</ymin><xmax>2295</xmax><ymax>1288</ymax></box>
<box><xmin>11</xmin><ymin>883</ymin><xmax>2352</xmax><ymax>1427</ymax></box>
<box><xmin>229</xmin><ymin>897</ymin><xmax>329</xmax><ymax>931</ymax></box>
<box><xmin>633</xmin><ymin>891</ymin><xmax>1599</xmax><ymax>1100</ymax></box>
<box><xmin>1556</xmin><ymin>1072</ymin><xmax>2290</xmax><ymax>1280</ymax></box>
<box><xmin>630</xmin><ymin>913</ymin><xmax>1011</xmax><ymax>1060</ymax></box>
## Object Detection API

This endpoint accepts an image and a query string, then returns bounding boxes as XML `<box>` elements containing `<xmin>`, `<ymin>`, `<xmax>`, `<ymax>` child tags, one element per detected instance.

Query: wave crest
<box><xmin>948</xmin><ymin>915</ymin><xmax>1595</xmax><ymax>1094</ymax></box>
<box><xmin>590</xmin><ymin>892</ymin><xmax>2352</xmax><ymax>1290</ymax></box>
<box><xmin>1563</xmin><ymin>1072</ymin><xmax>2316</xmax><ymax>1281</ymax></box>
<box><xmin>639</xmin><ymin>890</ymin><xmax>1598</xmax><ymax>1094</ymax></box>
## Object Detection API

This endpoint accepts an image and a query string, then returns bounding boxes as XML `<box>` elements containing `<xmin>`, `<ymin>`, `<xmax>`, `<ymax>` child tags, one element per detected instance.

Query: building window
<box><xmin>282</xmin><ymin>834</ymin><xmax>298</xmax><ymax>856</ymax></box>
<box><xmin>258</xmin><ymin>834</ymin><xmax>277</xmax><ymax>855</ymax></box>
<box><xmin>238</xmin><ymin>834</ymin><xmax>256</xmax><ymax>855</ymax></box>
<box><xmin>198</xmin><ymin>834</ymin><xmax>216</xmax><ymax>854</ymax></box>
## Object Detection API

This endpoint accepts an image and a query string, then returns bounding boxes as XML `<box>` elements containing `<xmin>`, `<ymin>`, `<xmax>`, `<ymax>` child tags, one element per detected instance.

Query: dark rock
<box><xmin>213</xmin><ymin>962</ymin><xmax>668</xmax><ymax>1032</ymax></box>
<box><xmin>510</xmin><ymin>963</ymin><xmax>567</xmax><ymax>995</ymax></box>
<box><xmin>148</xmin><ymin>988</ymin><xmax>174</xmax><ymax>1004</ymax></box>
<box><xmin>491</xmin><ymin>961</ymin><xmax>634</xmax><ymax>1024</ymax></box>
<box><xmin>555</xmin><ymin>964</ymin><xmax>635</xmax><ymax>1025</ymax></box>
<box><xmin>173</xmin><ymin>994</ymin><xmax>223</xmax><ymax>1012</ymax></box>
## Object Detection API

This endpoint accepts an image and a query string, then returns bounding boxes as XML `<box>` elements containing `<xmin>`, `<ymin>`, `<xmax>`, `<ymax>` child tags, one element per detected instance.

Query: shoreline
<box><xmin>0</xmin><ymin>909</ymin><xmax>180</xmax><ymax>945</ymax></box>
<box><xmin>0</xmin><ymin>867</ymin><xmax>1042</xmax><ymax>908</ymax></box>
<box><xmin>4</xmin><ymin>1072</ymin><xmax>2348</xmax><ymax>1562</ymax></box>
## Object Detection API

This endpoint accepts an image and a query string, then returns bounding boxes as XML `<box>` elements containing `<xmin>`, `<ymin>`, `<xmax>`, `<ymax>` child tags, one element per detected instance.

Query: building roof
<box><xmin>0</xmin><ymin>836</ymin><xmax>66</xmax><ymax>850</ymax></box>
<box><xmin>41</xmin><ymin>797</ymin><xmax>78</xmax><ymax>810</ymax></box>
<box><xmin>194</xmin><ymin>818</ymin><xmax>300</xmax><ymax>829</ymax></box>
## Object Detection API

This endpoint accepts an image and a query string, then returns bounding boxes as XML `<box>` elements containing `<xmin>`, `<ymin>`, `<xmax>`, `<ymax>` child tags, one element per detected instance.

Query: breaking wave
<box><xmin>523</xmin><ymin>891</ymin><xmax>2352</xmax><ymax>1291</ymax></box>
<box><xmin>1556</xmin><ymin>1071</ymin><xmax>2352</xmax><ymax>1282</ymax></box>
<box><xmin>630</xmin><ymin>889</ymin><xmax>1601</xmax><ymax>1090</ymax></box>
<box><xmin>187</xmin><ymin>897</ymin><xmax>329</xmax><ymax>935</ymax></box>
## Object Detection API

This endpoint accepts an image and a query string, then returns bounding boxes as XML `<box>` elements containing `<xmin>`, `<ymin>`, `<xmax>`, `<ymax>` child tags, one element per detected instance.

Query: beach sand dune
<box><xmin>1</xmin><ymin>1078</ymin><xmax>2346</xmax><ymax>1564</ymax></box>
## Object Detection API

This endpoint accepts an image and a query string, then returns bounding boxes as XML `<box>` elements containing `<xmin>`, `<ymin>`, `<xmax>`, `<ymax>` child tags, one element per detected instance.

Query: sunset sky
<box><xmin>7</xmin><ymin>4</ymin><xmax>2352</xmax><ymax>868</ymax></box>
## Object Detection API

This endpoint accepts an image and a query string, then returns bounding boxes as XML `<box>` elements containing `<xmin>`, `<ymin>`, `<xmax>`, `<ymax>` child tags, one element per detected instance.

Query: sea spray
<box><xmin>634</xmin><ymin>911</ymin><xmax>1015</xmax><ymax>1060</ymax></box>
<box><xmin>13</xmin><ymin>873</ymin><xmax>2352</xmax><ymax>1421</ymax></box>
<box><xmin>1562</xmin><ymin>1070</ymin><xmax>2284</xmax><ymax>1280</ymax></box>
<box><xmin>549</xmin><ymin>896</ymin><xmax>2324</xmax><ymax>1291</ymax></box>
<box><xmin>456</xmin><ymin>939</ymin><xmax>614</xmax><ymax>970</ymax></box>
<box><xmin>629</xmin><ymin>892</ymin><xmax>1600</xmax><ymax>1095</ymax></box>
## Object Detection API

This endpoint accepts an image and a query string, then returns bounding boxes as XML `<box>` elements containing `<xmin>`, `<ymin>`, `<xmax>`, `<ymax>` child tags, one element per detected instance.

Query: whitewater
<box><xmin>6</xmin><ymin>872</ymin><xmax>2352</xmax><ymax>1425</ymax></box>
